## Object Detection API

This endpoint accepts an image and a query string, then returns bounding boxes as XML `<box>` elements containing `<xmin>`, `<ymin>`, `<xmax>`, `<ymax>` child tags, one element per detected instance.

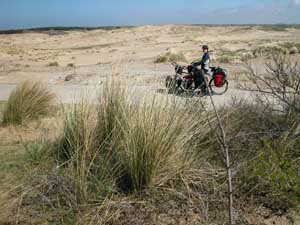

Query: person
<box><xmin>191</xmin><ymin>45</ymin><xmax>210</xmax><ymax>91</ymax></box>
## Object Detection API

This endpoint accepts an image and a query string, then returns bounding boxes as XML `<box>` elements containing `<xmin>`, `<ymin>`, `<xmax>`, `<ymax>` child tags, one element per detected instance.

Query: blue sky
<box><xmin>0</xmin><ymin>0</ymin><xmax>300</xmax><ymax>30</ymax></box>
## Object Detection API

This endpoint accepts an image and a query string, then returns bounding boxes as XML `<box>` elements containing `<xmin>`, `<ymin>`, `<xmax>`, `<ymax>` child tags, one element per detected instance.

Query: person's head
<box><xmin>202</xmin><ymin>45</ymin><xmax>209</xmax><ymax>53</ymax></box>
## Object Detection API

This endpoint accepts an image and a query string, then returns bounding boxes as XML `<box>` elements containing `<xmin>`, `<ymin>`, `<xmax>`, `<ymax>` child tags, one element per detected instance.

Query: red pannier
<box><xmin>214</xmin><ymin>74</ymin><xmax>224</xmax><ymax>87</ymax></box>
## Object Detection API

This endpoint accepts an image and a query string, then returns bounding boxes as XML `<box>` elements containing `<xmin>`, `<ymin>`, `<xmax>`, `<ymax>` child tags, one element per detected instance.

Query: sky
<box><xmin>0</xmin><ymin>0</ymin><xmax>300</xmax><ymax>30</ymax></box>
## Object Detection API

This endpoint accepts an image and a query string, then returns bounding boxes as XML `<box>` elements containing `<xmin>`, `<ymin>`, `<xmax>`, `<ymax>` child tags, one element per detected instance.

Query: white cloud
<box><xmin>292</xmin><ymin>0</ymin><xmax>300</xmax><ymax>5</ymax></box>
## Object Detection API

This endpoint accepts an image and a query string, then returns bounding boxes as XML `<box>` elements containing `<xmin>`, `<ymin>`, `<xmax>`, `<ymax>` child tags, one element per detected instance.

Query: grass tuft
<box><xmin>2</xmin><ymin>80</ymin><xmax>55</xmax><ymax>125</ymax></box>
<box><xmin>47</xmin><ymin>61</ymin><xmax>59</xmax><ymax>67</ymax></box>
<box><xmin>51</xmin><ymin>81</ymin><xmax>205</xmax><ymax>197</ymax></box>
<box><xmin>155</xmin><ymin>52</ymin><xmax>187</xmax><ymax>63</ymax></box>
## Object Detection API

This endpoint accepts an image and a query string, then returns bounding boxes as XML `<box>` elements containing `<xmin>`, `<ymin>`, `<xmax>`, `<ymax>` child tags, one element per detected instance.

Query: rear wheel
<box><xmin>209</xmin><ymin>78</ymin><xmax>229</xmax><ymax>95</ymax></box>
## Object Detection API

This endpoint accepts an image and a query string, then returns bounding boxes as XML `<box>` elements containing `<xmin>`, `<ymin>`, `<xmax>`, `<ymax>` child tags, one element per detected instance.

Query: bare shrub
<box><xmin>243</xmin><ymin>54</ymin><xmax>300</xmax><ymax>114</ymax></box>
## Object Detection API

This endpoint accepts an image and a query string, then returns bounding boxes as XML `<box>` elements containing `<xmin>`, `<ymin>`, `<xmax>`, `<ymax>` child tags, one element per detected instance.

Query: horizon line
<box><xmin>1</xmin><ymin>23</ymin><xmax>300</xmax><ymax>33</ymax></box>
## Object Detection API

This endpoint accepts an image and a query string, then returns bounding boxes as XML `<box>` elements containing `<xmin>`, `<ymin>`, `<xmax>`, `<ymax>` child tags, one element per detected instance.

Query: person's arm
<box><xmin>191</xmin><ymin>57</ymin><xmax>203</xmax><ymax>67</ymax></box>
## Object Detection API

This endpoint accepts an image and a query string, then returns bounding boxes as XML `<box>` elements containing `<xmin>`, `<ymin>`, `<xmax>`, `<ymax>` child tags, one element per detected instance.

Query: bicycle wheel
<box><xmin>209</xmin><ymin>78</ymin><xmax>229</xmax><ymax>95</ymax></box>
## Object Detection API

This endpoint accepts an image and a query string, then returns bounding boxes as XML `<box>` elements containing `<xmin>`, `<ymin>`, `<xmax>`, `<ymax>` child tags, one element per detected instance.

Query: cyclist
<box><xmin>190</xmin><ymin>45</ymin><xmax>210</xmax><ymax>92</ymax></box>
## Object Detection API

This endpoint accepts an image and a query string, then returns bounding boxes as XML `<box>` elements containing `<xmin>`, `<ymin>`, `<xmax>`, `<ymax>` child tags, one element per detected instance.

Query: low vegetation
<box><xmin>2</xmin><ymin>80</ymin><xmax>55</xmax><ymax>125</ymax></box>
<box><xmin>216</xmin><ymin>42</ymin><xmax>300</xmax><ymax>64</ymax></box>
<box><xmin>155</xmin><ymin>51</ymin><xmax>187</xmax><ymax>63</ymax></box>
<box><xmin>67</xmin><ymin>63</ymin><xmax>75</xmax><ymax>67</ymax></box>
<box><xmin>47</xmin><ymin>61</ymin><xmax>59</xmax><ymax>67</ymax></box>
<box><xmin>1</xmin><ymin>55</ymin><xmax>300</xmax><ymax>224</ymax></box>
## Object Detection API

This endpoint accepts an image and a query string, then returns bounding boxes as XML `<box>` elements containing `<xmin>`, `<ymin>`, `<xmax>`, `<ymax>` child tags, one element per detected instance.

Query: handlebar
<box><xmin>172</xmin><ymin>62</ymin><xmax>187</xmax><ymax>70</ymax></box>
<box><xmin>171</xmin><ymin>62</ymin><xmax>178</xmax><ymax>67</ymax></box>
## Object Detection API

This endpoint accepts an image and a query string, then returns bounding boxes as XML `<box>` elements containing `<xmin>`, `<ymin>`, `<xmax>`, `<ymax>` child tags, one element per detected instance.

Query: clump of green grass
<box><xmin>47</xmin><ymin>61</ymin><xmax>59</xmax><ymax>67</ymax></box>
<box><xmin>54</xmin><ymin>100</ymin><xmax>99</xmax><ymax>201</ymax></box>
<box><xmin>115</xmin><ymin>99</ymin><xmax>200</xmax><ymax>191</ymax></box>
<box><xmin>52</xmin><ymin>80</ymin><xmax>204</xmax><ymax>197</ymax></box>
<box><xmin>2</xmin><ymin>80</ymin><xmax>55</xmax><ymax>125</ymax></box>
<box><xmin>155</xmin><ymin>52</ymin><xmax>187</xmax><ymax>63</ymax></box>
<box><xmin>23</xmin><ymin>138</ymin><xmax>49</xmax><ymax>166</ymax></box>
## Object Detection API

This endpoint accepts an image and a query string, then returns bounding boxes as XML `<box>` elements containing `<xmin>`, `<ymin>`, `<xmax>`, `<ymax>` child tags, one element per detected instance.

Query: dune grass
<box><xmin>4</xmin><ymin>80</ymin><xmax>300</xmax><ymax>224</ymax></box>
<box><xmin>155</xmin><ymin>52</ymin><xmax>187</xmax><ymax>63</ymax></box>
<box><xmin>47</xmin><ymin>61</ymin><xmax>59</xmax><ymax>67</ymax></box>
<box><xmin>2</xmin><ymin>80</ymin><xmax>55</xmax><ymax>125</ymax></box>
<box><xmin>51</xmin><ymin>81</ymin><xmax>206</xmax><ymax>200</ymax></box>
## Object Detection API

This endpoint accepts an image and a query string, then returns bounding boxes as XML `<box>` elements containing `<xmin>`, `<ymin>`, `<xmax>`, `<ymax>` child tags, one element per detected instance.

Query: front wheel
<box><xmin>209</xmin><ymin>78</ymin><xmax>229</xmax><ymax>95</ymax></box>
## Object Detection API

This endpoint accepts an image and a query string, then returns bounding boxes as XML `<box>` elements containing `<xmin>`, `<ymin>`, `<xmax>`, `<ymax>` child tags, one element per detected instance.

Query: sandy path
<box><xmin>0</xmin><ymin>83</ymin><xmax>255</xmax><ymax>107</ymax></box>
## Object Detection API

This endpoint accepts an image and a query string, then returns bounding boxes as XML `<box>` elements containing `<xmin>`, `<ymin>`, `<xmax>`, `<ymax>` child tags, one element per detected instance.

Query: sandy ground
<box><xmin>0</xmin><ymin>25</ymin><xmax>300</xmax><ymax>105</ymax></box>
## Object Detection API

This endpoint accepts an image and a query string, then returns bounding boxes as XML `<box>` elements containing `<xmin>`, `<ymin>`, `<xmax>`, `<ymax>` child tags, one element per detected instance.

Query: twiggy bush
<box><xmin>244</xmin><ymin>54</ymin><xmax>300</xmax><ymax>114</ymax></box>
<box><xmin>2</xmin><ymin>80</ymin><xmax>55</xmax><ymax>125</ymax></box>
<box><xmin>217</xmin><ymin>99</ymin><xmax>300</xmax><ymax>213</ymax></box>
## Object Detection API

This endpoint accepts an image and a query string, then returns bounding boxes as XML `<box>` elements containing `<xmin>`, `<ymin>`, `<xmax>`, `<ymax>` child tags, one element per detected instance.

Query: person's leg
<box><xmin>200</xmin><ymin>70</ymin><xmax>208</xmax><ymax>93</ymax></box>
<box><xmin>194</xmin><ymin>69</ymin><xmax>205</xmax><ymax>89</ymax></box>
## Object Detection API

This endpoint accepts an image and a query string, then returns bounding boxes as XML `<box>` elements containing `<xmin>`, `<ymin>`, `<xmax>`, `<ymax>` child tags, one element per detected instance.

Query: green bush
<box><xmin>245</xmin><ymin>138</ymin><xmax>300</xmax><ymax>212</ymax></box>
<box><xmin>220</xmin><ymin>100</ymin><xmax>300</xmax><ymax>213</ymax></box>
<box><xmin>2</xmin><ymin>81</ymin><xmax>55</xmax><ymax>125</ymax></box>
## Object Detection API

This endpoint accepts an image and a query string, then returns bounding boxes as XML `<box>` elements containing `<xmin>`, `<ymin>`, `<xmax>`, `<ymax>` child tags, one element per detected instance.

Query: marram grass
<box><xmin>2</xmin><ymin>80</ymin><xmax>55</xmax><ymax>125</ymax></box>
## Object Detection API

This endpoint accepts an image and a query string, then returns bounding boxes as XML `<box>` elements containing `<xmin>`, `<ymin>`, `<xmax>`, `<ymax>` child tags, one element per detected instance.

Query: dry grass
<box><xmin>155</xmin><ymin>52</ymin><xmax>187</xmax><ymax>63</ymax></box>
<box><xmin>2</xmin><ymin>80</ymin><xmax>55</xmax><ymax>125</ymax></box>
<box><xmin>52</xmin><ymin>81</ymin><xmax>206</xmax><ymax>195</ymax></box>
<box><xmin>47</xmin><ymin>61</ymin><xmax>59</xmax><ymax>67</ymax></box>
<box><xmin>67</xmin><ymin>63</ymin><xmax>75</xmax><ymax>67</ymax></box>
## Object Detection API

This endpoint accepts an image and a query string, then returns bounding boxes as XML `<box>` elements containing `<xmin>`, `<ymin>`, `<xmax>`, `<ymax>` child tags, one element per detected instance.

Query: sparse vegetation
<box><xmin>53</xmin><ymin>82</ymin><xmax>205</xmax><ymax>195</ymax></box>
<box><xmin>2</xmin><ymin>80</ymin><xmax>55</xmax><ymax>125</ymax></box>
<box><xmin>251</xmin><ymin>43</ymin><xmax>300</xmax><ymax>58</ymax></box>
<box><xmin>289</xmin><ymin>46</ymin><xmax>298</xmax><ymax>55</ymax></box>
<box><xmin>218</xmin><ymin>56</ymin><xmax>231</xmax><ymax>63</ymax></box>
<box><xmin>47</xmin><ymin>61</ymin><xmax>59</xmax><ymax>67</ymax></box>
<box><xmin>253</xmin><ymin>46</ymin><xmax>288</xmax><ymax>57</ymax></box>
<box><xmin>2</xmin><ymin>25</ymin><xmax>300</xmax><ymax>224</ymax></box>
<box><xmin>155</xmin><ymin>51</ymin><xmax>187</xmax><ymax>63</ymax></box>
<box><xmin>216</xmin><ymin>49</ymin><xmax>246</xmax><ymax>63</ymax></box>
<box><xmin>67</xmin><ymin>63</ymin><xmax>75</xmax><ymax>67</ymax></box>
